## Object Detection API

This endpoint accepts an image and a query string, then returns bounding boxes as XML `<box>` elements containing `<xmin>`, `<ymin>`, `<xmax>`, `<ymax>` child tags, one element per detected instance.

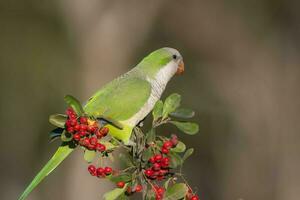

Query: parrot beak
<box><xmin>176</xmin><ymin>60</ymin><xmax>185</xmax><ymax>75</ymax></box>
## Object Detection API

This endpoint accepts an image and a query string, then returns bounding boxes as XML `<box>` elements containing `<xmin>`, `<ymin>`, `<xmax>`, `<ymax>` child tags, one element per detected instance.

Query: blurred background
<box><xmin>1</xmin><ymin>0</ymin><xmax>300</xmax><ymax>200</ymax></box>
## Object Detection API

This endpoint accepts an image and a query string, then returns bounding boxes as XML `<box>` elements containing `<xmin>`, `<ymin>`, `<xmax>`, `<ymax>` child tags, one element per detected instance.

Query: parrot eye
<box><xmin>172</xmin><ymin>54</ymin><xmax>177</xmax><ymax>59</ymax></box>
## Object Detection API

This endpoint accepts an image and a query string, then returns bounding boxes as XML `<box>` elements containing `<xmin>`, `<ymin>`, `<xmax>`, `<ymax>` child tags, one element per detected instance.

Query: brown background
<box><xmin>0</xmin><ymin>1</ymin><xmax>300</xmax><ymax>200</ymax></box>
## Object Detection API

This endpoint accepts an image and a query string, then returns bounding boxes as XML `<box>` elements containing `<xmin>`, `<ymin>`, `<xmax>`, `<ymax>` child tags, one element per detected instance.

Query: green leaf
<box><xmin>108</xmin><ymin>174</ymin><xmax>132</xmax><ymax>183</ymax></box>
<box><xmin>49</xmin><ymin>114</ymin><xmax>67</xmax><ymax>128</ymax></box>
<box><xmin>183</xmin><ymin>148</ymin><xmax>194</xmax><ymax>162</ymax></box>
<box><xmin>163</xmin><ymin>183</ymin><xmax>188</xmax><ymax>200</ymax></box>
<box><xmin>171</xmin><ymin>141</ymin><xmax>186</xmax><ymax>153</ymax></box>
<box><xmin>18</xmin><ymin>145</ymin><xmax>74</xmax><ymax>200</ymax></box>
<box><xmin>64</xmin><ymin>95</ymin><xmax>84</xmax><ymax>115</ymax></box>
<box><xmin>49</xmin><ymin>128</ymin><xmax>64</xmax><ymax>141</ymax></box>
<box><xmin>162</xmin><ymin>93</ymin><xmax>181</xmax><ymax>119</ymax></box>
<box><xmin>116</xmin><ymin>193</ymin><xmax>129</xmax><ymax>200</ymax></box>
<box><xmin>61</xmin><ymin>130</ymin><xmax>73</xmax><ymax>142</ymax></box>
<box><xmin>142</xmin><ymin>147</ymin><xmax>153</xmax><ymax>162</ymax></box>
<box><xmin>145</xmin><ymin>128</ymin><xmax>156</xmax><ymax>144</ymax></box>
<box><xmin>103</xmin><ymin>183</ymin><xmax>128</xmax><ymax>200</ymax></box>
<box><xmin>170</xmin><ymin>108</ymin><xmax>195</xmax><ymax>119</ymax></box>
<box><xmin>169</xmin><ymin>152</ymin><xmax>182</xmax><ymax>168</ymax></box>
<box><xmin>170</xmin><ymin>121</ymin><xmax>199</xmax><ymax>135</ymax></box>
<box><xmin>84</xmin><ymin>150</ymin><xmax>96</xmax><ymax>163</ymax></box>
<box><xmin>152</xmin><ymin>100</ymin><xmax>163</xmax><ymax>121</ymax></box>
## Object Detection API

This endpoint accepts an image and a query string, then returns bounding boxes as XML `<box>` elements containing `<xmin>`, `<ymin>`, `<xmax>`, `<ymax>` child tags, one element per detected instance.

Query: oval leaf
<box><xmin>162</xmin><ymin>93</ymin><xmax>181</xmax><ymax>119</ymax></box>
<box><xmin>49</xmin><ymin>114</ymin><xmax>67</xmax><ymax>128</ymax></box>
<box><xmin>64</xmin><ymin>95</ymin><xmax>84</xmax><ymax>115</ymax></box>
<box><xmin>169</xmin><ymin>152</ymin><xmax>182</xmax><ymax>168</ymax></box>
<box><xmin>171</xmin><ymin>141</ymin><xmax>186</xmax><ymax>153</ymax></box>
<box><xmin>170</xmin><ymin>108</ymin><xmax>195</xmax><ymax>119</ymax></box>
<box><xmin>183</xmin><ymin>148</ymin><xmax>194</xmax><ymax>161</ymax></box>
<box><xmin>164</xmin><ymin>183</ymin><xmax>188</xmax><ymax>200</ymax></box>
<box><xmin>84</xmin><ymin>150</ymin><xmax>96</xmax><ymax>163</ymax></box>
<box><xmin>152</xmin><ymin>100</ymin><xmax>163</xmax><ymax>121</ymax></box>
<box><xmin>108</xmin><ymin>173</ymin><xmax>132</xmax><ymax>183</ymax></box>
<box><xmin>103</xmin><ymin>183</ymin><xmax>128</xmax><ymax>200</ymax></box>
<box><xmin>170</xmin><ymin>121</ymin><xmax>199</xmax><ymax>135</ymax></box>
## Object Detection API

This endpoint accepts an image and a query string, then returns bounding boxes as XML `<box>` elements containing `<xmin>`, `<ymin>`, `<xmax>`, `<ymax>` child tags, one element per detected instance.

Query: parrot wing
<box><xmin>84</xmin><ymin>76</ymin><xmax>151</xmax><ymax>123</ymax></box>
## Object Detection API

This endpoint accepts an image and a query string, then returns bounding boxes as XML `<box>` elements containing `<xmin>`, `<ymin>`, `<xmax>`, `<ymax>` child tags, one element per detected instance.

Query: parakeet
<box><xmin>19</xmin><ymin>47</ymin><xmax>184</xmax><ymax>200</ymax></box>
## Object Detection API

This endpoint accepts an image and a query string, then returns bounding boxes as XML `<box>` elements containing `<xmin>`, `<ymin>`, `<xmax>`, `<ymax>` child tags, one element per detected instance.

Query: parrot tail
<box><xmin>18</xmin><ymin>144</ymin><xmax>74</xmax><ymax>200</ymax></box>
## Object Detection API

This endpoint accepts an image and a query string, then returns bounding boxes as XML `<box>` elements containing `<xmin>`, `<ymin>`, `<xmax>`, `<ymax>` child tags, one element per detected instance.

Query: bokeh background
<box><xmin>1</xmin><ymin>0</ymin><xmax>300</xmax><ymax>200</ymax></box>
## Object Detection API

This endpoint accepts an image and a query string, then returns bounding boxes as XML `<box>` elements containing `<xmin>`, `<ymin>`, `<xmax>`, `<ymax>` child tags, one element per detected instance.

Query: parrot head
<box><xmin>137</xmin><ymin>47</ymin><xmax>184</xmax><ymax>80</ymax></box>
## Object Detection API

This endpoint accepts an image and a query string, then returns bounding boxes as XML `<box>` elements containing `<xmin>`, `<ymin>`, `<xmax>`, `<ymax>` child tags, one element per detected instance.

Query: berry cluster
<box><xmin>144</xmin><ymin>137</ymin><xmax>178</xmax><ymax>181</ymax></box>
<box><xmin>88</xmin><ymin>165</ymin><xmax>113</xmax><ymax>178</ymax></box>
<box><xmin>65</xmin><ymin>108</ymin><xmax>108</xmax><ymax>152</ymax></box>
<box><xmin>145</xmin><ymin>154</ymin><xmax>170</xmax><ymax>180</ymax></box>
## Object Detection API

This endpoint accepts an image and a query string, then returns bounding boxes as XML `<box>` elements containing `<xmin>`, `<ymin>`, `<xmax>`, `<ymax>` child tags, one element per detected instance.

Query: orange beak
<box><xmin>176</xmin><ymin>60</ymin><xmax>185</xmax><ymax>75</ymax></box>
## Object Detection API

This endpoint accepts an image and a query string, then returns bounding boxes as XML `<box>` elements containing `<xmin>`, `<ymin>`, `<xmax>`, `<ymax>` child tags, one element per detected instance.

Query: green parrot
<box><xmin>19</xmin><ymin>47</ymin><xmax>185</xmax><ymax>200</ymax></box>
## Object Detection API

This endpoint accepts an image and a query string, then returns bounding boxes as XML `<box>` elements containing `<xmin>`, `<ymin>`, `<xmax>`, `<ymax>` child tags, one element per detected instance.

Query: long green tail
<box><xmin>19</xmin><ymin>145</ymin><xmax>74</xmax><ymax>200</ymax></box>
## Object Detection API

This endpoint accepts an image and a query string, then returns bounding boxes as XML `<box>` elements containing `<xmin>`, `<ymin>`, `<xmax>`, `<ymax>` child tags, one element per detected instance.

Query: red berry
<box><xmin>190</xmin><ymin>195</ymin><xmax>199</xmax><ymax>200</ymax></box>
<box><xmin>65</xmin><ymin>120</ymin><xmax>72</xmax><ymax>127</ymax></box>
<box><xmin>95</xmin><ymin>143</ymin><xmax>106</xmax><ymax>152</ymax></box>
<box><xmin>156</xmin><ymin>195</ymin><xmax>163</xmax><ymax>200</ymax></box>
<box><xmin>80</xmin><ymin>124</ymin><xmax>87</xmax><ymax>131</ymax></box>
<box><xmin>88</xmin><ymin>165</ymin><xmax>96</xmax><ymax>176</ymax></box>
<box><xmin>70</xmin><ymin>119</ymin><xmax>77</xmax><ymax>126</ymax></box>
<box><xmin>135</xmin><ymin>185</ymin><xmax>143</xmax><ymax>192</ymax></box>
<box><xmin>70</xmin><ymin>114</ymin><xmax>77</xmax><ymax>119</ymax></box>
<box><xmin>170</xmin><ymin>134</ymin><xmax>178</xmax><ymax>146</ymax></box>
<box><xmin>104</xmin><ymin>167</ymin><xmax>112</xmax><ymax>175</ymax></box>
<box><xmin>149</xmin><ymin>157</ymin><xmax>155</xmax><ymax>163</ymax></box>
<box><xmin>126</xmin><ymin>187</ymin><xmax>132</xmax><ymax>194</ymax></box>
<box><xmin>66</xmin><ymin>108</ymin><xmax>74</xmax><ymax>116</ymax></box>
<box><xmin>163</xmin><ymin>141</ymin><xmax>173</xmax><ymax>149</ymax></box>
<box><xmin>80</xmin><ymin>117</ymin><xmax>88</xmax><ymax>124</ymax></box>
<box><xmin>79</xmin><ymin>130</ymin><xmax>86</xmax><ymax>137</ymax></box>
<box><xmin>88</xmin><ymin>143</ymin><xmax>95</xmax><ymax>150</ymax></box>
<box><xmin>67</xmin><ymin>127</ymin><xmax>74</xmax><ymax>133</ymax></box>
<box><xmin>89</xmin><ymin>137</ymin><xmax>98</xmax><ymax>145</ymax></box>
<box><xmin>96</xmin><ymin>167</ymin><xmax>105</xmax><ymax>177</ymax></box>
<box><xmin>96</xmin><ymin>130</ymin><xmax>103</xmax><ymax>139</ymax></box>
<box><xmin>83</xmin><ymin>138</ymin><xmax>90</xmax><ymax>146</ymax></box>
<box><xmin>153</xmin><ymin>163</ymin><xmax>161</xmax><ymax>171</ymax></box>
<box><xmin>154</xmin><ymin>154</ymin><xmax>162</xmax><ymax>162</ymax></box>
<box><xmin>161</xmin><ymin>147</ymin><xmax>169</xmax><ymax>154</ymax></box>
<box><xmin>162</xmin><ymin>157</ymin><xmax>170</xmax><ymax>163</ymax></box>
<box><xmin>145</xmin><ymin>169</ymin><xmax>153</xmax><ymax>177</ymax></box>
<box><xmin>155</xmin><ymin>187</ymin><xmax>165</xmax><ymax>195</ymax></box>
<box><xmin>116</xmin><ymin>181</ymin><xmax>125</xmax><ymax>188</ymax></box>
<box><xmin>73</xmin><ymin>133</ymin><xmax>81</xmax><ymax>141</ymax></box>
<box><xmin>74</xmin><ymin>124</ymin><xmax>81</xmax><ymax>131</ymax></box>
<box><xmin>100</xmin><ymin>127</ymin><xmax>109</xmax><ymax>136</ymax></box>
<box><xmin>88</xmin><ymin>126</ymin><xmax>96</xmax><ymax>133</ymax></box>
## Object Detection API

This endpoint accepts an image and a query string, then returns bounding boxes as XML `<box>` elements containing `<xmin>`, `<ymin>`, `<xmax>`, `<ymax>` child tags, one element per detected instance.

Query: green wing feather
<box><xmin>84</xmin><ymin>75</ymin><xmax>151</xmax><ymax>122</ymax></box>
<box><xmin>18</xmin><ymin>145</ymin><xmax>74</xmax><ymax>200</ymax></box>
